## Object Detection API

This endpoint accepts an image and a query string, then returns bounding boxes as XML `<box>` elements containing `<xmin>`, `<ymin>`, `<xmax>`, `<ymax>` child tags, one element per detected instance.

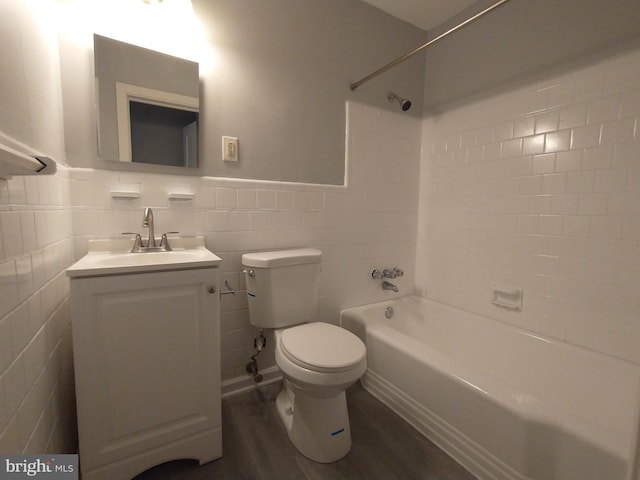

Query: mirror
<box><xmin>94</xmin><ymin>34</ymin><xmax>199</xmax><ymax>168</ymax></box>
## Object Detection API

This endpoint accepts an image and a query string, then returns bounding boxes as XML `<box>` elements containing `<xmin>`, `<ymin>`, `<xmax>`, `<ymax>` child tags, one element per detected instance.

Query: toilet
<box><xmin>242</xmin><ymin>248</ymin><xmax>367</xmax><ymax>463</ymax></box>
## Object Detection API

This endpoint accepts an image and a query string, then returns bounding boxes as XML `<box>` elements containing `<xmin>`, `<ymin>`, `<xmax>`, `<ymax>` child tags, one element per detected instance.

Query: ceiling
<box><xmin>360</xmin><ymin>0</ymin><xmax>477</xmax><ymax>31</ymax></box>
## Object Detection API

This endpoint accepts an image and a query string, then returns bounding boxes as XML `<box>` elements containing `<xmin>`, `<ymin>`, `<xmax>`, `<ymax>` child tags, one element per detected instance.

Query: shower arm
<box><xmin>349</xmin><ymin>0</ymin><xmax>510</xmax><ymax>91</ymax></box>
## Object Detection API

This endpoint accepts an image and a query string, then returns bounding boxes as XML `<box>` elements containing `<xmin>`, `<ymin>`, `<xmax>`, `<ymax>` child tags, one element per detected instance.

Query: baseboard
<box><xmin>221</xmin><ymin>366</ymin><xmax>282</xmax><ymax>398</ymax></box>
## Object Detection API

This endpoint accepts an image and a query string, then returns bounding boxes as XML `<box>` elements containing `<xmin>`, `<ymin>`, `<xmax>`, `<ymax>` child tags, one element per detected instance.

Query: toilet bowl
<box><xmin>241</xmin><ymin>248</ymin><xmax>367</xmax><ymax>463</ymax></box>
<box><xmin>274</xmin><ymin>323</ymin><xmax>366</xmax><ymax>463</ymax></box>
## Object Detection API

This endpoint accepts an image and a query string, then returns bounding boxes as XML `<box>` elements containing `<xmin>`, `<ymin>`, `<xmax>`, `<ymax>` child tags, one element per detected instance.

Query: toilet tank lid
<box><xmin>242</xmin><ymin>248</ymin><xmax>321</xmax><ymax>268</ymax></box>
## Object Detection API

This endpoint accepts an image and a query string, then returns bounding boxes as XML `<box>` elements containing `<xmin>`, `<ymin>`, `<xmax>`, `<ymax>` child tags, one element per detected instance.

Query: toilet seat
<box><xmin>280</xmin><ymin>322</ymin><xmax>366</xmax><ymax>373</ymax></box>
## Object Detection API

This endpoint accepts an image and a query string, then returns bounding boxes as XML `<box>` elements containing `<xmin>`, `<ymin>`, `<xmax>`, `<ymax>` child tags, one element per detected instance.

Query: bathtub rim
<box><xmin>340</xmin><ymin>294</ymin><xmax>640</xmax><ymax>480</ymax></box>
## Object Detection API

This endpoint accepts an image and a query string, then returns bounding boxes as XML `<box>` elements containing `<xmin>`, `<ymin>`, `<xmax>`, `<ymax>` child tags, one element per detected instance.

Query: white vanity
<box><xmin>66</xmin><ymin>236</ymin><xmax>222</xmax><ymax>480</ymax></box>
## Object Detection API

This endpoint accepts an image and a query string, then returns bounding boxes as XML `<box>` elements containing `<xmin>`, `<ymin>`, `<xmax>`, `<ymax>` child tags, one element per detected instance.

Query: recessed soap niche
<box><xmin>490</xmin><ymin>283</ymin><xmax>523</xmax><ymax>311</ymax></box>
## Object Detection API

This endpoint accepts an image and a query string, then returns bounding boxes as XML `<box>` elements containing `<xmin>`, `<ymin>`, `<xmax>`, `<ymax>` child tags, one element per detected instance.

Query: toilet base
<box><xmin>276</xmin><ymin>380</ymin><xmax>352</xmax><ymax>463</ymax></box>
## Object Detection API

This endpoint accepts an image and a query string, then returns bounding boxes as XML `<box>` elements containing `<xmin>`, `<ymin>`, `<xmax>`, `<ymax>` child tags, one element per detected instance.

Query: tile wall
<box><xmin>69</xmin><ymin>102</ymin><xmax>421</xmax><ymax>382</ymax></box>
<box><xmin>0</xmin><ymin>168</ymin><xmax>76</xmax><ymax>453</ymax></box>
<box><xmin>418</xmin><ymin>47</ymin><xmax>640</xmax><ymax>365</ymax></box>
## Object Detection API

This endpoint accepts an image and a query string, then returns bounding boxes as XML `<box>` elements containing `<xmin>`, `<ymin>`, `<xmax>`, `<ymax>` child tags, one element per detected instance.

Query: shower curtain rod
<box><xmin>349</xmin><ymin>0</ymin><xmax>510</xmax><ymax>91</ymax></box>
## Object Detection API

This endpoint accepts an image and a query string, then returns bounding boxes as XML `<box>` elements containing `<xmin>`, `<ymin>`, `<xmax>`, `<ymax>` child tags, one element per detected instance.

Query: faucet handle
<box><xmin>392</xmin><ymin>267</ymin><xmax>404</xmax><ymax>277</ymax></box>
<box><xmin>160</xmin><ymin>231</ymin><xmax>179</xmax><ymax>251</ymax></box>
<box><xmin>122</xmin><ymin>232</ymin><xmax>143</xmax><ymax>252</ymax></box>
<box><xmin>382</xmin><ymin>268</ymin><xmax>396</xmax><ymax>279</ymax></box>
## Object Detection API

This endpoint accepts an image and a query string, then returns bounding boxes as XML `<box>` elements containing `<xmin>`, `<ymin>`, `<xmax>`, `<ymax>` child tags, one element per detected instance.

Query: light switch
<box><xmin>222</xmin><ymin>136</ymin><xmax>238</xmax><ymax>162</ymax></box>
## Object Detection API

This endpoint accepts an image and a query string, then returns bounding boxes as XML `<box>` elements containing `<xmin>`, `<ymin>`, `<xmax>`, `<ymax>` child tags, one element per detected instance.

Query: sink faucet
<box><xmin>142</xmin><ymin>208</ymin><xmax>157</xmax><ymax>248</ymax></box>
<box><xmin>382</xmin><ymin>281</ymin><xmax>399</xmax><ymax>292</ymax></box>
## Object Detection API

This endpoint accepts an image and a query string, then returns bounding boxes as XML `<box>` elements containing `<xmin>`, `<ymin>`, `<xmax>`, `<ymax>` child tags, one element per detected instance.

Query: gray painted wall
<box><xmin>422</xmin><ymin>0</ymin><xmax>640</xmax><ymax>113</ymax></box>
<box><xmin>194</xmin><ymin>0</ymin><xmax>427</xmax><ymax>184</ymax></box>
<box><xmin>59</xmin><ymin>0</ymin><xmax>427</xmax><ymax>184</ymax></box>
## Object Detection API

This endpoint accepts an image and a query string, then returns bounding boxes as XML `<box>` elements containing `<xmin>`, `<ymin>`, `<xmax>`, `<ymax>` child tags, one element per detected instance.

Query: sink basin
<box><xmin>66</xmin><ymin>236</ymin><xmax>221</xmax><ymax>278</ymax></box>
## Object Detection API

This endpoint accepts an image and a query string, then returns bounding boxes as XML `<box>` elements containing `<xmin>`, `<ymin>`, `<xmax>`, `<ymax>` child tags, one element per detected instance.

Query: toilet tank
<box><xmin>242</xmin><ymin>248</ymin><xmax>321</xmax><ymax>328</ymax></box>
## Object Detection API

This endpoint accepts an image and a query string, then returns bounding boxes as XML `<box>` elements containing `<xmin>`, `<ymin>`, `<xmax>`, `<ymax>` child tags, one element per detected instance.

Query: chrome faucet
<box><xmin>122</xmin><ymin>208</ymin><xmax>178</xmax><ymax>252</ymax></box>
<box><xmin>143</xmin><ymin>207</ymin><xmax>157</xmax><ymax>248</ymax></box>
<box><xmin>382</xmin><ymin>281</ymin><xmax>399</xmax><ymax>292</ymax></box>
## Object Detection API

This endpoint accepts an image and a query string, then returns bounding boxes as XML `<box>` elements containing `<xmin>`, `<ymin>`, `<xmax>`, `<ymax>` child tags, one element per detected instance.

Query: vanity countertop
<box><xmin>66</xmin><ymin>236</ymin><xmax>221</xmax><ymax>278</ymax></box>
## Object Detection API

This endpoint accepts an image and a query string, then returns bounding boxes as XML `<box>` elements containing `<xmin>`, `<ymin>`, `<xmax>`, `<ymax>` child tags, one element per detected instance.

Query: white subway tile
<box><xmin>541</xmin><ymin>173</ymin><xmax>566</xmax><ymax>193</ymax></box>
<box><xmin>275</xmin><ymin>190</ymin><xmax>294</xmax><ymax>210</ymax></box>
<box><xmin>591</xmin><ymin>216</ymin><xmax>623</xmax><ymax>239</ymax></box>
<box><xmin>587</xmin><ymin>96</ymin><xmax>620</xmax><ymax>124</ymax></box>
<box><xmin>622</xmin><ymin>215</ymin><xmax>640</xmax><ymax>240</ymax></box>
<box><xmin>7</xmin><ymin>178</ymin><xmax>26</xmax><ymax>205</ymax></box>
<box><xmin>532</xmin><ymin>153</ymin><xmax>556</xmax><ymax>174</ymax></box>
<box><xmin>256</xmin><ymin>190</ymin><xmax>276</xmax><ymax>210</ymax></box>
<box><xmin>19</xmin><ymin>212</ymin><xmax>36</xmax><ymax>254</ymax></box>
<box><xmin>619</xmin><ymin>90</ymin><xmax>640</xmax><ymax>118</ymax></box>
<box><xmin>236</xmin><ymin>189</ymin><xmax>256</xmax><ymax>210</ymax></box>
<box><xmin>475</xmin><ymin>126</ymin><xmax>493</xmax><ymax>145</ymax></box>
<box><xmin>493</xmin><ymin>122</ymin><xmax>513</xmax><ymax>142</ymax></box>
<box><xmin>501</xmin><ymin>138</ymin><xmax>522</xmax><ymax>159</ymax></box>
<box><xmin>529</xmin><ymin>195</ymin><xmax>553</xmax><ymax>214</ymax></box>
<box><xmin>600</xmin><ymin>117</ymin><xmax>636</xmax><ymax>145</ymax></box>
<box><xmin>518</xmin><ymin>175</ymin><xmax>542</xmax><ymax>195</ymax></box>
<box><xmin>24</xmin><ymin>177</ymin><xmax>39</xmax><ymax>205</ymax></box>
<box><xmin>535</xmin><ymin>110</ymin><xmax>560</xmax><ymax>134</ymax></box>
<box><xmin>538</xmin><ymin>215</ymin><xmax>564</xmax><ymax>235</ymax></box>
<box><xmin>0</xmin><ymin>316</ymin><xmax>13</xmax><ymax>374</ymax></box>
<box><xmin>526</xmin><ymin>234</ymin><xmax>549</xmax><ymax>254</ymax></box>
<box><xmin>560</xmin><ymin>103</ymin><xmax>588</xmax><ymax>129</ymax></box>
<box><xmin>250</xmin><ymin>211</ymin><xmax>268</xmax><ymax>231</ymax></box>
<box><xmin>582</xmin><ymin>145</ymin><xmax>614</xmax><ymax>170</ymax></box>
<box><xmin>215</xmin><ymin>188</ymin><xmax>237</xmax><ymax>209</ymax></box>
<box><xmin>207</xmin><ymin>211</ymin><xmax>229</xmax><ymax>232</ymax></box>
<box><xmin>555</xmin><ymin>150</ymin><xmax>582</xmax><ymax>172</ymax></box>
<box><xmin>551</xmin><ymin>194</ymin><xmax>578</xmax><ymax>215</ymax></box>
<box><xmin>228</xmin><ymin>211</ymin><xmax>250</xmax><ymax>231</ymax></box>
<box><xmin>522</xmin><ymin>134</ymin><xmax>545</xmax><ymax>156</ymax></box>
<box><xmin>267</xmin><ymin>212</ymin><xmax>286</xmax><ymax>230</ymax></box>
<box><xmin>545</xmin><ymin>130</ymin><xmax>571</xmax><ymax>153</ymax></box>
<box><xmin>0</xmin><ymin>262</ymin><xmax>19</xmax><ymax>319</ymax></box>
<box><xmin>608</xmin><ymin>192</ymin><xmax>640</xmax><ymax>216</ymax></box>
<box><xmin>15</xmin><ymin>256</ymin><xmax>33</xmax><ymax>303</ymax></box>
<box><xmin>514</xmin><ymin>117</ymin><xmax>535</xmax><ymax>138</ymax></box>
<box><xmin>570</xmin><ymin>124</ymin><xmax>601</xmax><ymax>149</ymax></box>
<box><xmin>3</xmin><ymin>354</ymin><xmax>25</xmax><ymax>414</ymax></box>
<box><xmin>292</xmin><ymin>191</ymin><xmax>308</xmax><ymax>211</ymax></box>
<box><xmin>566</xmin><ymin>171</ymin><xmax>595</xmax><ymax>193</ymax></box>
<box><xmin>578</xmin><ymin>193</ymin><xmax>609</xmax><ymax>215</ymax></box>
<box><xmin>613</xmin><ymin>141</ymin><xmax>640</xmax><ymax>167</ymax></box>
<box><xmin>1</xmin><ymin>212</ymin><xmax>22</xmax><ymax>259</ymax></box>
<box><xmin>595</xmin><ymin>168</ymin><xmax>629</xmax><ymax>192</ymax></box>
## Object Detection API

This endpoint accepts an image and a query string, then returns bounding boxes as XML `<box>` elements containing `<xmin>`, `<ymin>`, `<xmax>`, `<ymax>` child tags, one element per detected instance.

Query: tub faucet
<box><xmin>142</xmin><ymin>207</ymin><xmax>157</xmax><ymax>248</ymax></box>
<box><xmin>382</xmin><ymin>281</ymin><xmax>399</xmax><ymax>293</ymax></box>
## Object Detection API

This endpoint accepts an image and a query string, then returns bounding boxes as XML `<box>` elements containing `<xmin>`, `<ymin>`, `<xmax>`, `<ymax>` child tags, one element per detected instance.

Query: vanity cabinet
<box><xmin>70</xmin><ymin>267</ymin><xmax>221</xmax><ymax>480</ymax></box>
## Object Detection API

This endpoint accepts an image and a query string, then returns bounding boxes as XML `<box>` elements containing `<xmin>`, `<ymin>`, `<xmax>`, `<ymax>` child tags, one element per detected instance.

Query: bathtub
<box><xmin>340</xmin><ymin>295</ymin><xmax>640</xmax><ymax>480</ymax></box>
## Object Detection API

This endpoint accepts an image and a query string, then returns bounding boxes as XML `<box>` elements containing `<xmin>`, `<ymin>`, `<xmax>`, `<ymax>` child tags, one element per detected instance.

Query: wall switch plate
<box><xmin>222</xmin><ymin>136</ymin><xmax>238</xmax><ymax>162</ymax></box>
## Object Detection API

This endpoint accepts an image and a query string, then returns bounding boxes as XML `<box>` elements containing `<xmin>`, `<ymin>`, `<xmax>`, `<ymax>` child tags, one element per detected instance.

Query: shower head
<box><xmin>387</xmin><ymin>92</ymin><xmax>412</xmax><ymax>112</ymax></box>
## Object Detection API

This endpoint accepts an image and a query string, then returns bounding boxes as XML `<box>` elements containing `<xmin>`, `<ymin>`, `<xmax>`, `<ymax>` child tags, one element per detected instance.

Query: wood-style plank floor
<box><xmin>134</xmin><ymin>381</ymin><xmax>477</xmax><ymax>480</ymax></box>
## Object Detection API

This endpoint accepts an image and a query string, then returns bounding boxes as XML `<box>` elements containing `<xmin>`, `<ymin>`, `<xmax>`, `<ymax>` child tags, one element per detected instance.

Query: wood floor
<box><xmin>134</xmin><ymin>381</ymin><xmax>477</xmax><ymax>480</ymax></box>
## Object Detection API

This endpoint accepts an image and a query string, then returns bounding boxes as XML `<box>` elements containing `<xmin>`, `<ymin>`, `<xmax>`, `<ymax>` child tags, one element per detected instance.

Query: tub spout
<box><xmin>382</xmin><ymin>281</ymin><xmax>399</xmax><ymax>292</ymax></box>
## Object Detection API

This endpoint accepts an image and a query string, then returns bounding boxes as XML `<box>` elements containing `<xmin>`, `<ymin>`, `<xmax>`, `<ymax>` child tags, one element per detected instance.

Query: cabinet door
<box><xmin>71</xmin><ymin>268</ymin><xmax>220</xmax><ymax>471</ymax></box>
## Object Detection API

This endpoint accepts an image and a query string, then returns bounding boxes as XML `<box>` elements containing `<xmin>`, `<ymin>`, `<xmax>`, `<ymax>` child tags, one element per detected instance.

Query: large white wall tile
<box><xmin>418</xmin><ymin>47</ymin><xmax>640</xmax><ymax>366</ymax></box>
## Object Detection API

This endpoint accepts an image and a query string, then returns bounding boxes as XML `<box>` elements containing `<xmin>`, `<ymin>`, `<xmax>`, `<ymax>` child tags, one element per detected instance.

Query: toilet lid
<box><xmin>280</xmin><ymin>322</ymin><xmax>366</xmax><ymax>373</ymax></box>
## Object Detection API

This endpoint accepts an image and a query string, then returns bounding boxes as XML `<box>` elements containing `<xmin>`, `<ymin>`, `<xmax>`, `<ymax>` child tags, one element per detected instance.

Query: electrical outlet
<box><xmin>222</xmin><ymin>136</ymin><xmax>238</xmax><ymax>162</ymax></box>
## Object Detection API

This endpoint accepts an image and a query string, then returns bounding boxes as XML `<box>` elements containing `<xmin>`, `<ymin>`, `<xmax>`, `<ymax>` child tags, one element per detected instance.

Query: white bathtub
<box><xmin>340</xmin><ymin>295</ymin><xmax>640</xmax><ymax>480</ymax></box>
